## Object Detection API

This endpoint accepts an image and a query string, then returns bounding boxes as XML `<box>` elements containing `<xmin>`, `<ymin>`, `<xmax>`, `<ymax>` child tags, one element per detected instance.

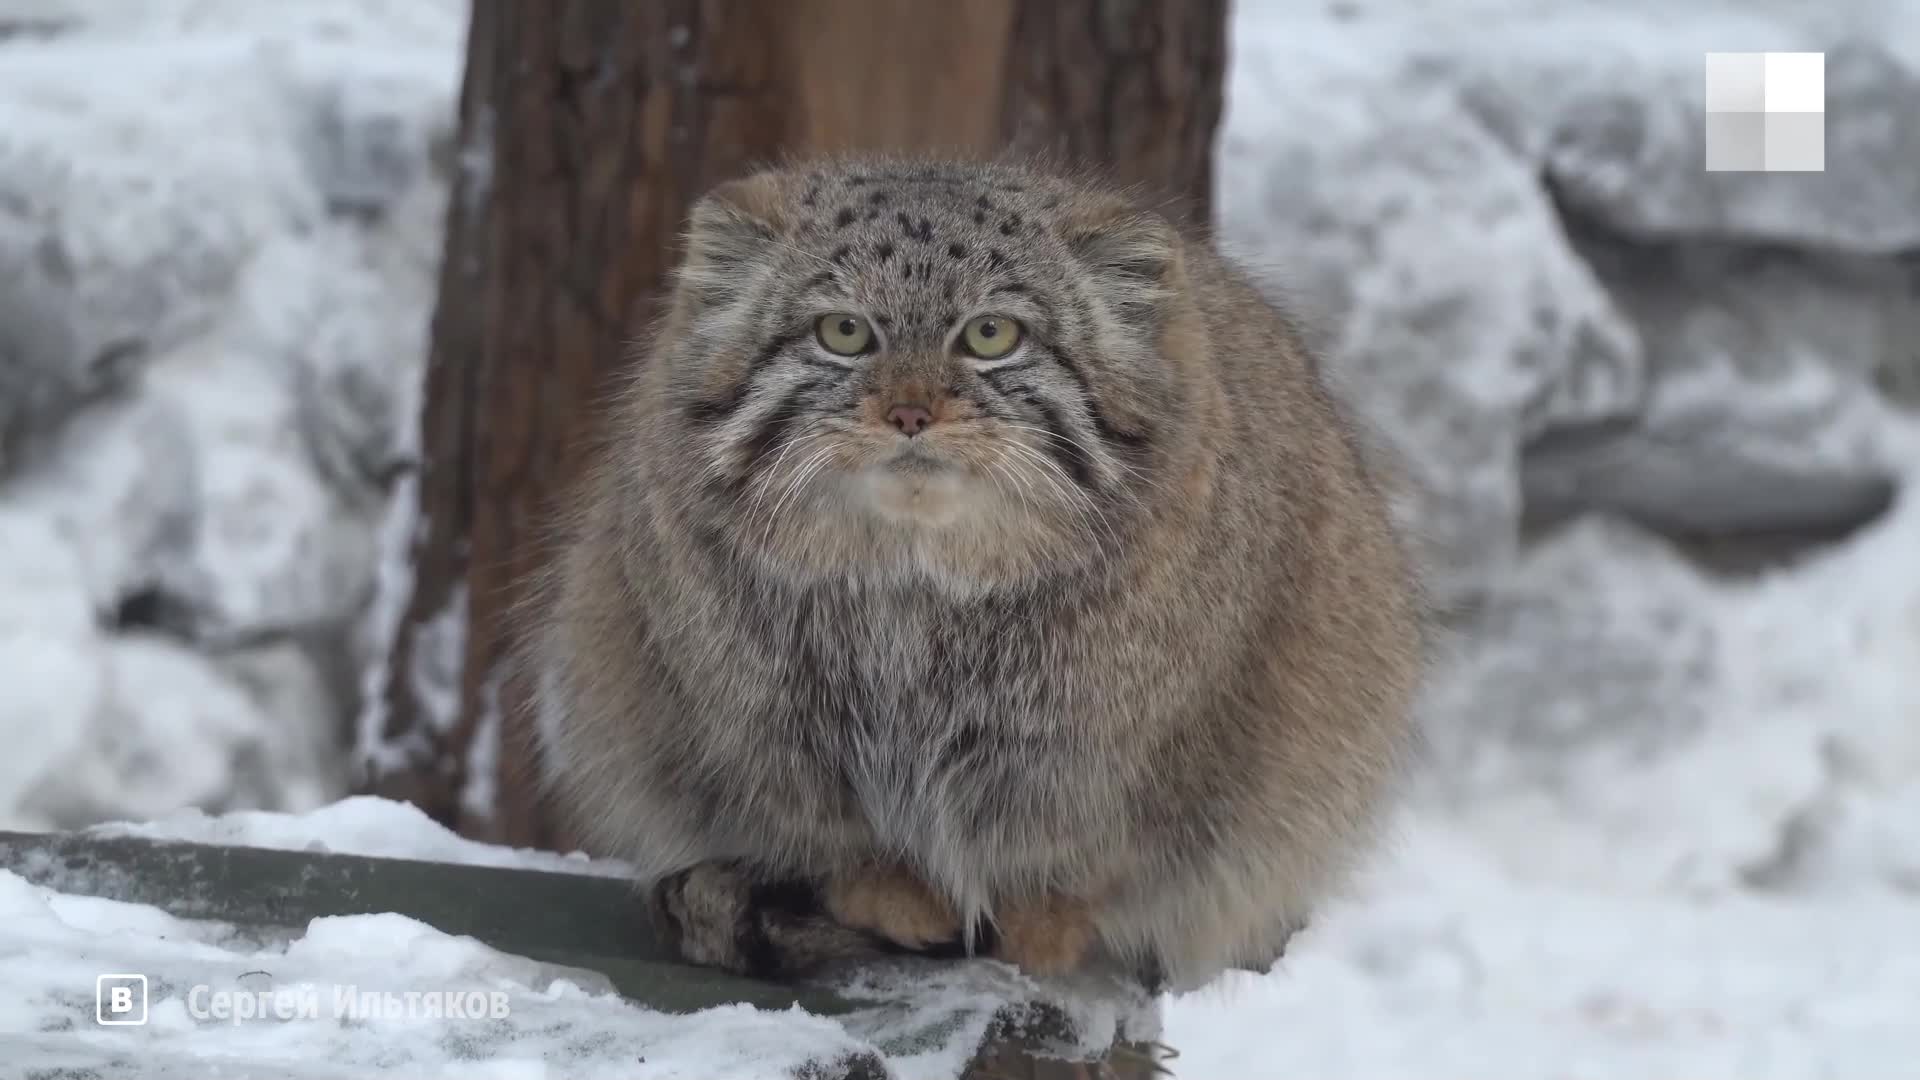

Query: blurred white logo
<box><xmin>1705</xmin><ymin>52</ymin><xmax>1825</xmax><ymax>172</ymax></box>
<box><xmin>95</xmin><ymin>974</ymin><xmax>149</xmax><ymax>1026</ymax></box>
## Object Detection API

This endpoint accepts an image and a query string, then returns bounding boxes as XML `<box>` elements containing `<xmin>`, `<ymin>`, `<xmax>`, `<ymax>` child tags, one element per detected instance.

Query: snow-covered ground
<box><xmin>1</xmin><ymin>0</ymin><xmax>1916</xmax><ymax>1076</ymax></box>
<box><xmin>3</xmin><ymin>797</ymin><xmax>1157</xmax><ymax>1079</ymax></box>
<box><xmin>7</xmin><ymin>779</ymin><xmax>1918</xmax><ymax>1077</ymax></box>
<box><xmin>1167</xmin><ymin>832</ymin><xmax>1920</xmax><ymax>1080</ymax></box>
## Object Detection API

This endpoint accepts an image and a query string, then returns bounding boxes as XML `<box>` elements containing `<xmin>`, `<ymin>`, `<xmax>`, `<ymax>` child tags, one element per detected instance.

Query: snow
<box><xmin>1</xmin><ymin>0</ymin><xmax>1917</xmax><ymax>1076</ymax></box>
<box><xmin>1164</xmin><ymin>866</ymin><xmax>1920</xmax><ymax>1080</ymax></box>
<box><xmin>0</xmin><ymin>0</ymin><xmax>460</xmax><ymax>829</ymax></box>
<box><xmin>4</xmin><ymin>797</ymin><xmax>1156</xmax><ymax>1079</ymax></box>
<box><xmin>1151</xmin><ymin>482</ymin><xmax>1920</xmax><ymax>1079</ymax></box>
<box><xmin>354</xmin><ymin>467</ymin><xmax>426</xmax><ymax>777</ymax></box>
<box><xmin>92</xmin><ymin>794</ymin><xmax>622</xmax><ymax>879</ymax></box>
<box><xmin>10</xmin><ymin>760</ymin><xmax>1919</xmax><ymax>1077</ymax></box>
<box><xmin>0</xmin><ymin>869</ymin><xmax>874</xmax><ymax>1079</ymax></box>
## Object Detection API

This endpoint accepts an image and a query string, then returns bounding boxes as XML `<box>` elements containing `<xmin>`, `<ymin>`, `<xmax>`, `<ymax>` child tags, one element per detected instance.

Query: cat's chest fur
<box><xmin>737</xmin><ymin>577</ymin><xmax>1081</xmax><ymax>855</ymax></box>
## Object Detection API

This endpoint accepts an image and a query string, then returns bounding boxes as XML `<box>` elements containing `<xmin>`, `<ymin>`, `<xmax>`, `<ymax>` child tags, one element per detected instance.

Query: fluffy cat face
<box><xmin>651</xmin><ymin>158</ymin><xmax>1193</xmax><ymax>588</ymax></box>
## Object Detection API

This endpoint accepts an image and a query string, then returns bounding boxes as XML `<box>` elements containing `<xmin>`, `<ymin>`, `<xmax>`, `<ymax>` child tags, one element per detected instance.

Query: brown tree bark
<box><xmin>363</xmin><ymin>0</ymin><xmax>1229</xmax><ymax>848</ymax></box>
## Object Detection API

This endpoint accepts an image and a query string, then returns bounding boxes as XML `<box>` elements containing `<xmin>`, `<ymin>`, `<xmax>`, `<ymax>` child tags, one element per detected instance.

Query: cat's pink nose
<box><xmin>887</xmin><ymin>404</ymin><xmax>934</xmax><ymax>437</ymax></box>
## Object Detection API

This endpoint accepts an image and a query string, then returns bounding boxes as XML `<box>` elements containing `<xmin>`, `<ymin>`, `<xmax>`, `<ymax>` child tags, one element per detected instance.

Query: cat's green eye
<box><xmin>815</xmin><ymin>313</ymin><xmax>874</xmax><ymax>356</ymax></box>
<box><xmin>961</xmin><ymin>314</ymin><xmax>1022</xmax><ymax>360</ymax></box>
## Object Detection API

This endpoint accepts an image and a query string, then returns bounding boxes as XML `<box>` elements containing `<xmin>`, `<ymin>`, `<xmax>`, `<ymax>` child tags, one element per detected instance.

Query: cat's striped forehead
<box><xmin>773</xmin><ymin>165</ymin><xmax>1083</xmax><ymax>340</ymax></box>
<box><xmin>790</xmin><ymin>162</ymin><xmax>1073</xmax><ymax>230</ymax></box>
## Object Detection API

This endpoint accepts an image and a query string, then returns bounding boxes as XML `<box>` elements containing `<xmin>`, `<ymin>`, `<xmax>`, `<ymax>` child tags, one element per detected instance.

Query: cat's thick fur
<box><xmin>527</xmin><ymin>156</ymin><xmax>1425</xmax><ymax>993</ymax></box>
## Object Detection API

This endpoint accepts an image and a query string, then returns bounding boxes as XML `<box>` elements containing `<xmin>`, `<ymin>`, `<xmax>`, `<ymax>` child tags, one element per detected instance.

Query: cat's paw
<box><xmin>992</xmin><ymin>894</ymin><xmax>1099</xmax><ymax>977</ymax></box>
<box><xmin>823</xmin><ymin>863</ymin><xmax>965</xmax><ymax>950</ymax></box>
<box><xmin>650</xmin><ymin>859</ymin><xmax>888</xmax><ymax>979</ymax></box>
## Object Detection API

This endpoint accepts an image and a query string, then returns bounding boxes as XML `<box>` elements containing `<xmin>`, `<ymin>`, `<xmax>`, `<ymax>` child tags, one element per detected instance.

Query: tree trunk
<box><xmin>363</xmin><ymin>0</ymin><xmax>1228</xmax><ymax>850</ymax></box>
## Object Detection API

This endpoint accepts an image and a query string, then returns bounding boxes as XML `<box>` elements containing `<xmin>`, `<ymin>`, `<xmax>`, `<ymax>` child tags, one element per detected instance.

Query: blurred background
<box><xmin>0</xmin><ymin>0</ymin><xmax>1914</xmax><ymax>1070</ymax></box>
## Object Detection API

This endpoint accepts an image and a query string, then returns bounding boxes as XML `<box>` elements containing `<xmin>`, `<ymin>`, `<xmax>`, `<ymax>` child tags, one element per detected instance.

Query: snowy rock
<box><xmin>0</xmin><ymin>512</ymin><xmax>100</xmax><ymax>832</ymax></box>
<box><xmin>0</xmin><ymin>0</ymin><xmax>462</xmax><ymax>829</ymax></box>
<box><xmin>1541</xmin><ymin>36</ymin><xmax>1920</xmax><ymax>254</ymax></box>
<box><xmin>214</xmin><ymin>640</ymin><xmax>353</xmax><ymax>812</ymax></box>
<box><xmin>288</xmin><ymin>45</ymin><xmax>458</xmax><ymax>223</ymax></box>
<box><xmin>1220</xmin><ymin>7</ymin><xmax>1920</xmax><ymax>909</ymax></box>
<box><xmin>285</xmin><ymin>188</ymin><xmax>445</xmax><ymax>509</ymax></box>
<box><xmin>0</xmin><ymin>231</ymin><xmax>145</xmax><ymax>476</ymax></box>
<box><xmin>1419</xmin><ymin>486</ymin><xmax>1920</xmax><ymax>898</ymax></box>
<box><xmin>1219</xmin><ymin>57</ymin><xmax>1643</xmax><ymax>598</ymax></box>
<box><xmin>1420</xmin><ymin>518</ymin><xmax>1722</xmax><ymax>798</ymax></box>
<box><xmin>2</xmin><ymin>392</ymin><xmax>200</xmax><ymax>622</ymax></box>
<box><xmin>1415</xmin><ymin>518</ymin><xmax>1830</xmax><ymax>893</ymax></box>
<box><xmin>0</xmin><ymin>509</ymin><xmax>94</xmax><ymax>640</ymax></box>
<box><xmin>9</xmin><ymin>636</ymin><xmax>344</xmax><ymax>832</ymax></box>
<box><xmin>1523</xmin><ymin>219</ymin><xmax>1917</xmax><ymax>541</ymax></box>
<box><xmin>0</xmin><ymin>35</ymin><xmax>306</xmax><ymax>374</ymax></box>
<box><xmin>1224</xmin><ymin>0</ymin><xmax>1920</xmax><ymax>600</ymax></box>
<box><xmin>142</xmin><ymin>330</ymin><xmax>383</xmax><ymax>642</ymax></box>
<box><xmin>20</xmin><ymin>635</ymin><xmax>268</xmax><ymax>828</ymax></box>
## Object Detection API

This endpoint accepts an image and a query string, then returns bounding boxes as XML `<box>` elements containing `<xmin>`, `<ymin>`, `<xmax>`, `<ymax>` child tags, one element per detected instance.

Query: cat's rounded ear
<box><xmin>678</xmin><ymin>172</ymin><xmax>787</xmax><ymax>310</ymax></box>
<box><xmin>1058</xmin><ymin>193</ymin><xmax>1181</xmax><ymax>328</ymax></box>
